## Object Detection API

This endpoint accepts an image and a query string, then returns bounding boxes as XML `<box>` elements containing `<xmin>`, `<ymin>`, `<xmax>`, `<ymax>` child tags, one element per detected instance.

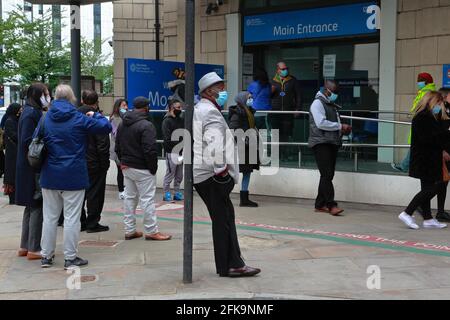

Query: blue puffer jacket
<box><xmin>36</xmin><ymin>99</ymin><xmax>112</xmax><ymax>191</ymax></box>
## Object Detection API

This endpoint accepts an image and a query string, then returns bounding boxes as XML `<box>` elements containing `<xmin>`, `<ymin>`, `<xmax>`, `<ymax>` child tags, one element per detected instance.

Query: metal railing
<box><xmin>150</xmin><ymin>109</ymin><xmax>411</xmax><ymax>173</ymax></box>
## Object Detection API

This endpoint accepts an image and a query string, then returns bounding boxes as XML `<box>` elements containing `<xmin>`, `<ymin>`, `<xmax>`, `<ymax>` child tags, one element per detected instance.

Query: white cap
<box><xmin>198</xmin><ymin>72</ymin><xmax>225</xmax><ymax>94</ymax></box>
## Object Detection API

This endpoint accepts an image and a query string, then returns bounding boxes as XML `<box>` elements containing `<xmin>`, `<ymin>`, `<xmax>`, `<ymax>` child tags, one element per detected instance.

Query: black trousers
<box><xmin>313</xmin><ymin>144</ymin><xmax>339</xmax><ymax>209</ymax></box>
<box><xmin>437</xmin><ymin>182</ymin><xmax>449</xmax><ymax>213</ymax></box>
<box><xmin>405</xmin><ymin>179</ymin><xmax>443</xmax><ymax>220</ymax></box>
<box><xmin>117</xmin><ymin>164</ymin><xmax>124</xmax><ymax>193</ymax></box>
<box><xmin>81</xmin><ymin>169</ymin><xmax>108</xmax><ymax>228</ymax></box>
<box><xmin>194</xmin><ymin>176</ymin><xmax>245</xmax><ymax>276</ymax></box>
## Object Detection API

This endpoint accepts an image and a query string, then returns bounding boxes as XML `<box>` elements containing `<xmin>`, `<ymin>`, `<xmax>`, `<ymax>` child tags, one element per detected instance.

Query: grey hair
<box><xmin>55</xmin><ymin>84</ymin><xmax>76</xmax><ymax>105</ymax></box>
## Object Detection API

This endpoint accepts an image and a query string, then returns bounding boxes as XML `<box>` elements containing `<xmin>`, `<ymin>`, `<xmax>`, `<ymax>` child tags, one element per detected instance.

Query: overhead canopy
<box><xmin>25</xmin><ymin>0</ymin><xmax>112</xmax><ymax>5</ymax></box>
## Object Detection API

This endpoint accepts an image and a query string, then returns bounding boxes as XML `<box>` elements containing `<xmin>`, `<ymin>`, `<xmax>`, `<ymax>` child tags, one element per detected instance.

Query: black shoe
<box><xmin>86</xmin><ymin>223</ymin><xmax>109</xmax><ymax>233</ymax></box>
<box><xmin>239</xmin><ymin>191</ymin><xmax>258</xmax><ymax>207</ymax></box>
<box><xmin>64</xmin><ymin>257</ymin><xmax>88</xmax><ymax>270</ymax></box>
<box><xmin>437</xmin><ymin>211</ymin><xmax>450</xmax><ymax>222</ymax></box>
<box><xmin>41</xmin><ymin>255</ymin><xmax>55</xmax><ymax>268</ymax></box>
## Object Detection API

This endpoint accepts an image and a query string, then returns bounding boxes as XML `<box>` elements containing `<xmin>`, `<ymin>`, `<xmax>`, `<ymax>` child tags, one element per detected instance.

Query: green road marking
<box><xmin>104</xmin><ymin>211</ymin><xmax>450</xmax><ymax>258</ymax></box>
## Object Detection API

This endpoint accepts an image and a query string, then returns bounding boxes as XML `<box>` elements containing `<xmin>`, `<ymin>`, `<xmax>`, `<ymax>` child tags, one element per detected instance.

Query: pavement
<box><xmin>2</xmin><ymin>186</ymin><xmax>450</xmax><ymax>300</ymax></box>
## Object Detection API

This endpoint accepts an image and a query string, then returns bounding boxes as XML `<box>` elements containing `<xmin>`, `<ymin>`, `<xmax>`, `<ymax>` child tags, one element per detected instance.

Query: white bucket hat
<box><xmin>198</xmin><ymin>72</ymin><xmax>225</xmax><ymax>94</ymax></box>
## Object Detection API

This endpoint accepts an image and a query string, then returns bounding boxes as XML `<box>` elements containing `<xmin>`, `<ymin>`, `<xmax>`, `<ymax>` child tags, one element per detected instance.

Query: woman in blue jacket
<box><xmin>38</xmin><ymin>85</ymin><xmax>112</xmax><ymax>270</ymax></box>
<box><xmin>247</xmin><ymin>68</ymin><xmax>272</xmax><ymax>130</ymax></box>
<box><xmin>15</xmin><ymin>83</ymin><xmax>49</xmax><ymax>260</ymax></box>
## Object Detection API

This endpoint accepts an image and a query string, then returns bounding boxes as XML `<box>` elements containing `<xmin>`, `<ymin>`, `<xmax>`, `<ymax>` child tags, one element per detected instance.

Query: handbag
<box><xmin>443</xmin><ymin>160</ymin><xmax>450</xmax><ymax>182</ymax></box>
<box><xmin>27</xmin><ymin>114</ymin><xmax>47</xmax><ymax>169</ymax></box>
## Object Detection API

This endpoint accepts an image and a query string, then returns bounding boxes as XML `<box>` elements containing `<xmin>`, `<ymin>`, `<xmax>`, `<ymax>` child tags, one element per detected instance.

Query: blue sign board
<box><xmin>125</xmin><ymin>59</ymin><xmax>224</xmax><ymax>110</ymax></box>
<box><xmin>243</xmin><ymin>2</ymin><xmax>379</xmax><ymax>44</ymax></box>
<box><xmin>443</xmin><ymin>65</ymin><xmax>450</xmax><ymax>88</ymax></box>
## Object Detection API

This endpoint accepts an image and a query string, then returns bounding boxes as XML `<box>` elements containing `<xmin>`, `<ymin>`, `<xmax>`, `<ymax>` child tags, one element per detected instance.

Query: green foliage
<box><xmin>0</xmin><ymin>7</ymin><xmax>114</xmax><ymax>94</ymax></box>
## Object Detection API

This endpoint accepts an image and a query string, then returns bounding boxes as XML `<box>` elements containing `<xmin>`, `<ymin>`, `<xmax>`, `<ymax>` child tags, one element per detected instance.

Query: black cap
<box><xmin>133</xmin><ymin>96</ymin><xmax>150</xmax><ymax>109</ymax></box>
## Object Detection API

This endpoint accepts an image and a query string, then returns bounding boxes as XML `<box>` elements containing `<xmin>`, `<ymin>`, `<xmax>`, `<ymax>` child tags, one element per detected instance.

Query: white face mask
<box><xmin>40</xmin><ymin>95</ymin><xmax>48</xmax><ymax>107</ymax></box>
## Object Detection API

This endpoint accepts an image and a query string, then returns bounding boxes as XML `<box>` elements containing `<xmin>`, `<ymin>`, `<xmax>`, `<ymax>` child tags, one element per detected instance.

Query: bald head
<box><xmin>325</xmin><ymin>80</ymin><xmax>338</xmax><ymax>92</ymax></box>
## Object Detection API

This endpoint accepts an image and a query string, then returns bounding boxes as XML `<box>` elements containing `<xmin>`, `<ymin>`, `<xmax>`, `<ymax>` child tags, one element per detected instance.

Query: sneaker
<box><xmin>436</xmin><ymin>211</ymin><xmax>450</xmax><ymax>223</ymax></box>
<box><xmin>64</xmin><ymin>257</ymin><xmax>88</xmax><ymax>270</ymax></box>
<box><xmin>423</xmin><ymin>219</ymin><xmax>447</xmax><ymax>229</ymax></box>
<box><xmin>163</xmin><ymin>192</ymin><xmax>172</xmax><ymax>202</ymax></box>
<box><xmin>398</xmin><ymin>212</ymin><xmax>420</xmax><ymax>230</ymax></box>
<box><xmin>173</xmin><ymin>192</ymin><xmax>184</xmax><ymax>201</ymax></box>
<box><xmin>391</xmin><ymin>163</ymin><xmax>404</xmax><ymax>173</ymax></box>
<box><xmin>41</xmin><ymin>255</ymin><xmax>55</xmax><ymax>268</ymax></box>
<box><xmin>118</xmin><ymin>192</ymin><xmax>125</xmax><ymax>200</ymax></box>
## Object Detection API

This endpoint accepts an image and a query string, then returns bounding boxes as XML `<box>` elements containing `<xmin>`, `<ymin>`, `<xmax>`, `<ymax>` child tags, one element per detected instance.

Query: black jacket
<box><xmin>115</xmin><ymin>110</ymin><xmax>158</xmax><ymax>175</ymax></box>
<box><xmin>410</xmin><ymin>109</ymin><xmax>450</xmax><ymax>182</ymax></box>
<box><xmin>4</xmin><ymin>115</ymin><xmax>19</xmax><ymax>185</ymax></box>
<box><xmin>78</xmin><ymin>105</ymin><xmax>110</xmax><ymax>172</ymax></box>
<box><xmin>271</xmin><ymin>75</ymin><xmax>302</xmax><ymax>111</ymax></box>
<box><xmin>161</xmin><ymin>113</ymin><xmax>184</xmax><ymax>154</ymax></box>
<box><xmin>228</xmin><ymin>104</ymin><xmax>260</xmax><ymax>173</ymax></box>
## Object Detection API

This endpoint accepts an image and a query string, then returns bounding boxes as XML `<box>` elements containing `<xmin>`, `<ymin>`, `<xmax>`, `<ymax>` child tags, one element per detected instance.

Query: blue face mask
<box><xmin>119</xmin><ymin>109</ymin><xmax>127</xmax><ymax>115</ymax></box>
<box><xmin>246</xmin><ymin>98</ymin><xmax>254</xmax><ymax>107</ymax></box>
<box><xmin>215</xmin><ymin>91</ymin><xmax>228</xmax><ymax>108</ymax></box>
<box><xmin>418</xmin><ymin>82</ymin><xmax>426</xmax><ymax>90</ymax></box>
<box><xmin>280</xmin><ymin>69</ymin><xmax>289</xmax><ymax>78</ymax></box>
<box><xmin>433</xmin><ymin>105</ymin><xmax>442</xmax><ymax>115</ymax></box>
<box><xmin>327</xmin><ymin>89</ymin><xmax>338</xmax><ymax>102</ymax></box>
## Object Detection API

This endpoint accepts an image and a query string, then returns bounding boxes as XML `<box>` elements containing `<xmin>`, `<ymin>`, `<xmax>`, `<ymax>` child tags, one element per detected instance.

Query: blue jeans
<box><xmin>399</xmin><ymin>150</ymin><xmax>410</xmax><ymax>172</ymax></box>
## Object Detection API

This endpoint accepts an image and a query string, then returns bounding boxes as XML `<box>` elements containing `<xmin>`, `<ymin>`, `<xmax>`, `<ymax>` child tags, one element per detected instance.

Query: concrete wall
<box><xmin>395</xmin><ymin>0</ymin><xmax>450</xmax><ymax>160</ymax></box>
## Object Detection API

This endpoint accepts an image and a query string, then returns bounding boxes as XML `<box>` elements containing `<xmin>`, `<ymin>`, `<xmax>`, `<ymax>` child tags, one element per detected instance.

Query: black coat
<box><xmin>409</xmin><ymin>109</ymin><xmax>450</xmax><ymax>182</ymax></box>
<box><xmin>15</xmin><ymin>103</ymin><xmax>43</xmax><ymax>207</ymax></box>
<box><xmin>115</xmin><ymin>110</ymin><xmax>158</xmax><ymax>175</ymax></box>
<box><xmin>161</xmin><ymin>113</ymin><xmax>184</xmax><ymax>154</ymax></box>
<box><xmin>271</xmin><ymin>75</ymin><xmax>302</xmax><ymax>111</ymax></box>
<box><xmin>78</xmin><ymin>105</ymin><xmax>110</xmax><ymax>172</ymax></box>
<box><xmin>228</xmin><ymin>104</ymin><xmax>260</xmax><ymax>173</ymax></box>
<box><xmin>4</xmin><ymin>115</ymin><xmax>19</xmax><ymax>185</ymax></box>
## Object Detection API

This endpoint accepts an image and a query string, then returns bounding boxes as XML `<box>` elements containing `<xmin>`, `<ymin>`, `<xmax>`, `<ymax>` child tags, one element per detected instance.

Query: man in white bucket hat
<box><xmin>193</xmin><ymin>72</ymin><xmax>261</xmax><ymax>278</ymax></box>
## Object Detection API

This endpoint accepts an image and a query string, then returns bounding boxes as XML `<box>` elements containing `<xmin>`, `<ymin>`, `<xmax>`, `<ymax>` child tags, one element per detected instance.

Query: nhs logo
<box><xmin>365</xmin><ymin>5</ymin><xmax>381</xmax><ymax>30</ymax></box>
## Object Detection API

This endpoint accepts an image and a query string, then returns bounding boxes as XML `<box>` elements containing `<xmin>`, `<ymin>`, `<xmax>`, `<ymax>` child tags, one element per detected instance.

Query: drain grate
<box><xmin>79</xmin><ymin>240</ymin><xmax>121</xmax><ymax>248</ymax></box>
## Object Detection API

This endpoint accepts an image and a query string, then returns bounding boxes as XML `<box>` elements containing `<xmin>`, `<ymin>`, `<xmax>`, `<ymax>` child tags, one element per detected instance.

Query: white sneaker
<box><xmin>423</xmin><ymin>219</ymin><xmax>447</xmax><ymax>229</ymax></box>
<box><xmin>399</xmin><ymin>212</ymin><xmax>420</xmax><ymax>230</ymax></box>
<box><xmin>118</xmin><ymin>192</ymin><xmax>125</xmax><ymax>200</ymax></box>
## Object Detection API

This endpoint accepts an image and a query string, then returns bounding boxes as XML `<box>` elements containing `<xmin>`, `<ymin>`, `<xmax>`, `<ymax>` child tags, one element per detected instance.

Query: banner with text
<box><xmin>243</xmin><ymin>2</ymin><xmax>379</xmax><ymax>44</ymax></box>
<box><xmin>125</xmin><ymin>59</ymin><xmax>224</xmax><ymax>110</ymax></box>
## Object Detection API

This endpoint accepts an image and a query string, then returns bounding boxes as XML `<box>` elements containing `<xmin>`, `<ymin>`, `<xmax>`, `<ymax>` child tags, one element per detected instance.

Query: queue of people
<box><xmin>3</xmin><ymin>68</ymin><xmax>450</xmax><ymax>279</ymax></box>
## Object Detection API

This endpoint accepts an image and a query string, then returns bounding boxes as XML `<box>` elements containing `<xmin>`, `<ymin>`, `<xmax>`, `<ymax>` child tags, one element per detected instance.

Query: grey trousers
<box><xmin>41</xmin><ymin>189</ymin><xmax>85</xmax><ymax>261</ymax></box>
<box><xmin>163</xmin><ymin>153</ymin><xmax>183</xmax><ymax>194</ymax></box>
<box><xmin>20</xmin><ymin>206</ymin><xmax>43</xmax><ymax>252</ymax></box>
<box><xmin>123</xmin><ymin>168</ymin><xmax>158</xmax><ymax>235</ymax></box>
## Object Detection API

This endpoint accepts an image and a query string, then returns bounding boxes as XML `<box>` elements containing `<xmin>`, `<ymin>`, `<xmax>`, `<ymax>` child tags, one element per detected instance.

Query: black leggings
<box><xmin>405</xmin><ymin>180</ymin><xmax>444</xmax><ymax>220</ymax></box>
<box><xmin>437</xmin><ymin>182</ymin><xmax>449</xmax><ymax>213</ymax></box>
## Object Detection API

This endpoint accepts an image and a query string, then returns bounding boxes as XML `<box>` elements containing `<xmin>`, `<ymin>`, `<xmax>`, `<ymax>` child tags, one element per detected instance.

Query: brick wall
<box><xmin>394</xmin><ymin>0</ymin><xmax>450</xmax><ymax>155</ymax></box>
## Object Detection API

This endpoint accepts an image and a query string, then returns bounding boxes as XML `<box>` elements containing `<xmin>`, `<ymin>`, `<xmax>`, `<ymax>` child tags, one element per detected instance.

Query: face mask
<box><xmin>433</xmin><ymin>105</ymin><xmax>442</xmax><ymax>115</ymax></box>
<box><xmin>40</xmin><ymin>96</ymin><xmax>48</xmax><ymax>107</ymax></box>
<box><xmin>418</xmin><ymin>82</ymin><xmax>426</xmax><ymax>90</ymax></box>
<box><xmin>327</xmin><ymin>89</ymin><xmax>338</xmax><ymax>102</ymax></box>
<box><xmin>215</xmin><ymin>91</ymin><xmax>228</xmax><ymax>108</ymax></box>
<box><xmin>174</xmin><ymin>109</ymin><xmax>182</xmax><ymax>117</ymax></box>
<box><xmin>280</xmin><ymin>69</ymin><xmax>289</xmax><ymax>78</ymax></box>
<box><xmin>119</xmin><ymin>108</ymin><xmax>127</xmax><ymax>115</ymax></box>
<box><xmin>246</xmin><ymin>98</ymin><xmax>254</xmax><ymax>107</ymax></box>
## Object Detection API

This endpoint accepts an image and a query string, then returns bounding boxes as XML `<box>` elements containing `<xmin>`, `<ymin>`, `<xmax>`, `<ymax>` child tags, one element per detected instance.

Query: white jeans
<box><xmin>41</xmin><ymin>189</ymin><xmax>85</xmax><ymax>261</ymax></box>
<box><xmin>122</xmin><ymin>168</ymin><xmax>158</xmax><ymax>235</ymax></box>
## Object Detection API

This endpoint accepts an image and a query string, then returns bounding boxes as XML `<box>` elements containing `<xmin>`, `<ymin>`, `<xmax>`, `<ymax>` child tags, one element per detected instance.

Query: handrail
<box><xmin>148</xmin><ymin>110</ymin><xmax>411</xmax><ymax>126</ymax></box>
<box><xmin>262</xmin><ymin>142</ymin><xmax>410</xmax><ymax>148</ymax></box>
